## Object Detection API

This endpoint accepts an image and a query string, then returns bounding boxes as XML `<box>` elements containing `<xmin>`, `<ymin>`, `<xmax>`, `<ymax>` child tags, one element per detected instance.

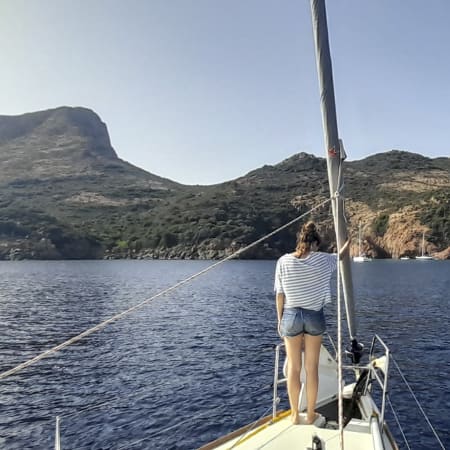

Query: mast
<box><xmin>358</xmin><ymin>222</ymin><xmax>362</xmax><ymax>257</ymax></box>
<box><xmin>310</xmin><ymin>0</ymin><xmax>357</xmax><ymax>340</ymax></box>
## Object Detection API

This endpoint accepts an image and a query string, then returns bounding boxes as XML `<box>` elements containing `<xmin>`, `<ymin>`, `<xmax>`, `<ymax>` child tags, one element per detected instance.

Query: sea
<box><xmin>0</xmin><ymin>259</ymin><xmax>449</xmax><ymax>450</ymax></box>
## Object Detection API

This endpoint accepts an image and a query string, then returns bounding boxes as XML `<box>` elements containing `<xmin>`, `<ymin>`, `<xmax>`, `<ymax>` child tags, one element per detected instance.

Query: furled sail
<box><xmin>310</xmin><ymin>0</ymin><xmax>357</xmax><ymax>341</ymax></box>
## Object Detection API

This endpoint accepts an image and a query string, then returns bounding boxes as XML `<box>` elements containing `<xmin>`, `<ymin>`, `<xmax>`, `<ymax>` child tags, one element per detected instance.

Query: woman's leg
<box><xmin>284</xmin><ymin>334</ymin><xmax>304</xmax><ymax>424</ymax></box>
<box><xmin>304</xmin><ymin>333</ymin><xmax>322</xmax><ymax>423</ymax></box>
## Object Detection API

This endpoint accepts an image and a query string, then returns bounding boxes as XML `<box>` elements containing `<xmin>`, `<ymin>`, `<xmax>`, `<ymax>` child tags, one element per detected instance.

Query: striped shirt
<box><xmin>274</xmin><ymin>252</ymin><xmax>337</xmax><ymax>311</ymax></box>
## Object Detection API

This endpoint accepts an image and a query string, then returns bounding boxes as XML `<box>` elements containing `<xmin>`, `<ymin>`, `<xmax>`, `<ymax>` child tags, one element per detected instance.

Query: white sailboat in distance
<box><xmin>353</xmin><ymin>222</ymin><xmax>372</xmax><ymax>262</ymax></box>
<box><xmin>416</xmin><ymin>231</ymin><xmax>433</xmax><ymax>260</ymax></box>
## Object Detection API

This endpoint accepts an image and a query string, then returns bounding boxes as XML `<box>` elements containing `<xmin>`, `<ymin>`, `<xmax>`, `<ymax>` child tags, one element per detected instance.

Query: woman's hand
<box><xmin>339</xmin><ymin>238</ymin><xmax>351</xmax><ymax>258</ymax></box>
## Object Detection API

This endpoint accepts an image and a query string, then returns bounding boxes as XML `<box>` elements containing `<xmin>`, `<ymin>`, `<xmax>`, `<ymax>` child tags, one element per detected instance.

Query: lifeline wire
<box><xmin>0</xmin><ymin>196</ymin><xmax>332</xmax><ymax>381</ymax></box>
<box><xmin>228</xmin><ymin>403</ymin><xmax>274</xmax><ymax>450</ymax></box>
<box><xmin>114</xmin><ymin>386</ymin><xmax>273</xmax><ymax>449</ymax></box>
<box><xmin>116</xmin><ymin>410</ymin><xmax>212</xmax><ymax>449</ymax></box>
<box><xmin>390</xmin><ymin>355</ymin><xmax>446</xmax><ymax>449</ymax></box>
<box><xmin>12</xmin><ymin>383</ymin><xmax>272</xmax><ymax>442</ymax></box>
<box><xmin>386</xmin><ymin>394</ymin><xmax>411</xmax><ymax>450</ymax></box>
<box><xmin>61</xmin><ymin>382</ymin><xmax>271</xmax><ymax>421</ymax></box>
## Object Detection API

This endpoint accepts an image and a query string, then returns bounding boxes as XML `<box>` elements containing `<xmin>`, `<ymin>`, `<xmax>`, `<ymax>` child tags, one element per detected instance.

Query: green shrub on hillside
<box><xmin>420</xmin><ymin>193</ymin><xmax>450</xmax><ymax>246</ymax></box>
<box><xmin>373</xmin><ymin>214</ymin><xmax>389</xmax><ymax>236</ymax></box>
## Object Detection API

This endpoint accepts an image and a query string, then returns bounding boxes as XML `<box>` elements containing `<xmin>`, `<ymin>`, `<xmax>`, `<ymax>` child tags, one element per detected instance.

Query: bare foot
<box><xmin>290</xmin><ymin>411</ymin><xmax>300</xmax><ymax>425</ymax></box>
<box><xmin>305</xmin><ymin>412</ymin><xmax>320</xmax><ymax>425</ymax></box>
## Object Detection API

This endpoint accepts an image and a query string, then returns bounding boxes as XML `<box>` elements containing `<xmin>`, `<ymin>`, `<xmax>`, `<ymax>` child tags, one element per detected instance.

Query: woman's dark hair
<box><xmin>295</xmin><ymin>221</ymin><xmax>321</xmax><ymax>257</ymax></box>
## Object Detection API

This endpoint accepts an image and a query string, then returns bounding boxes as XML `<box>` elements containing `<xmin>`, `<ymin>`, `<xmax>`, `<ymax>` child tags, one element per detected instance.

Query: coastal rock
<box><xmin>433</xmin><ymin>247</ymin><xmax>450</xmax><ymax>260</ymax></box>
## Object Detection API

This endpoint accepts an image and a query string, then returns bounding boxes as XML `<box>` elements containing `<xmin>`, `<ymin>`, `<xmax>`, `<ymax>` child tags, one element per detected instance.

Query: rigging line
<box><xmin>0</xmin><ymin>197</ymin><xmax>332</xmax><ymax>382</ymax></box>
<box><xmin>330</xmin><ymin>148</ymin><xmax>345</xmax><ymax>448</ymax></box>
<box><xmin>335</xmin><ymin>196</ymin><xmax>344</xmax><ymax>450</ymax></box>
<box><xmin>60</xmin><ymin>397</ymin><xmax>120</xmax><ymax>420</ymax></box>
<box><xmin>17</xmin><ymin>385</ymin><xmax>271</xmax><ymax>441</ymax></box>
<box><xmin>60</xmin><ymin>382</ymin><xmax>272</xmax><ymax>421</ymax></box>
<box><xmin>386</xmin><ymin>394</ymin><xmax>411</xmax><ymax>450</ymax></box>
<box><xmin>390</xmin><ymin>355</ymin><xmax>446</xmax><ymax>449</ymax></box>
<box><xmin>116</xmin><ymin>399</ymin><xmax>274</xmax><ymax>450</ymax></box>
<box><xmin>60</xmin><ymin>380</ymin><xmax>196</xmax><ymax>420</ymax></box>
<box><xmin>115</xmin><ymin>410</ymin><xmax>212</xmax><ymax>450</ymax></box>
<box><xmin>228</xmin><ymin>403</ymin><xmax>274</xmax><ymax>450</ymax></box>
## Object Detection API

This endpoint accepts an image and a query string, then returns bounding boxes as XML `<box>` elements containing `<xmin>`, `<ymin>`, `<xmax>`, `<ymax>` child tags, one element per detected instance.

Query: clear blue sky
<box><xmin>1</xmin><ymin>1</ymin><xmax>449</xmax><ymax>184</ymax></box>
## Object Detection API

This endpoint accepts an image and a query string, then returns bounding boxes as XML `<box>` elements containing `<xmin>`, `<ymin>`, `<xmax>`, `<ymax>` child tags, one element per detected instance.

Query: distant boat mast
<box><xmin>416</xmin><ymin>231</ymin><xmax>433</xmax><ymax>260</ymax></box>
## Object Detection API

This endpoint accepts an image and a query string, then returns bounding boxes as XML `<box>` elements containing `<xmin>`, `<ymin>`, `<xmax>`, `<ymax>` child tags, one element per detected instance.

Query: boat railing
<box><xmin>368</xmin><ymin>334</ymin><xmax>390</xmax><ymax>428</ymax></box>
<box><xmin>55</xmin><ymin>416</ymin><xmax>61</xmax><ymax>450</ymax></box>
<box><xmin>342</xmin><ymin>334</ymin><xmax>390</xmax><ymax>430</ymax></box>
<box><xmin>272</xmin><ymin>333</ymin><xmax>391</xmax><ymax>429</ymax></box>
<box><xmin>272</xmin><ymin>342</ymin><xmax>285</xmax><ymax>419</ymax></box>
<box><xmin>272</xmin><ymin>333</ymin><xmax>337</xmax><ymax>420</ymax></box>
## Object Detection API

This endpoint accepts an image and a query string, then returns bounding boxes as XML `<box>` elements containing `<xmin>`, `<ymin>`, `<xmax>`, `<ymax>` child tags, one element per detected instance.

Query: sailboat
<box><xmin>353</xmin><ymin>222</ymin><xmax>372</xmax><ymax>262</ymax></box>
<box><xmin>1</xmin><ymin>3</ymin><xmax>445</xmax><ymax>450</ymax></box>
<box><xmin>201</xmin><ymin>1</ymin><xmax>398</xmax><ymax>449</ymax></box>
<box><xmin>416</xmin><ymin>231</ymin><xmax>433</xmax><ymax>260</ymax></box>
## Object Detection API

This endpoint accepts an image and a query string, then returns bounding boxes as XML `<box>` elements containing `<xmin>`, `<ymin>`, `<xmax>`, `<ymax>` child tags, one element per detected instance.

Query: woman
<box><xmin>274</xmin><ymin>221</ymin><xmax>348</xmax><ymax>425</ymax></box>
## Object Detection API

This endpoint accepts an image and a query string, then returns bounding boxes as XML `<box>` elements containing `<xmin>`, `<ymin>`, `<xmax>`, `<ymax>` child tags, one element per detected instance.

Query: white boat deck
<box><xmin>199</xmin><ymin>339</ymin><xmax>399</xmax><ymax>450</ymax></box>
<box><xmin>207</xmin><ymin>412</ymin><xmax>380</xmax><ymax>450</ymax></box>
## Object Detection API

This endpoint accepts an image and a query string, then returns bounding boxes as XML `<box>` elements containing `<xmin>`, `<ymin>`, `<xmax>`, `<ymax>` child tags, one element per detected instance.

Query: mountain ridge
<box><xmin>0</xmin><ymin>107</ymin><xmax>448</xmax><ymax>260</ymax></box>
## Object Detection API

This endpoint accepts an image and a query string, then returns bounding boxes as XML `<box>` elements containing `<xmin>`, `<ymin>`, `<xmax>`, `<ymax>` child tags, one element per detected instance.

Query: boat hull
<box><xmin>353</xmin><ymin>256</ymin><xmax>372</xmax><ymax>262</ymax></box>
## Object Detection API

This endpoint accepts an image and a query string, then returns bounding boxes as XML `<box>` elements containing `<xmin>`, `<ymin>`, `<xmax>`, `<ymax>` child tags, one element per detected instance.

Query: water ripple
<box><xmin>0</xmin><ymin>260</ymin><xmax>449</xmax><ymax>449</ymax></box>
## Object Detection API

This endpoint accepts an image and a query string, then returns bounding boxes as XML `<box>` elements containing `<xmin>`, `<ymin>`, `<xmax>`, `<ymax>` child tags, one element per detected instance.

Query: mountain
<box><xmin>0</xmin><ymin>107</ymin><xmax>183</xmax><ymax>259</ymax></box>
<box><xmin>0</xmin><ymin>107</ymin><xmax>448</xmax><ymax>260</ymax></box>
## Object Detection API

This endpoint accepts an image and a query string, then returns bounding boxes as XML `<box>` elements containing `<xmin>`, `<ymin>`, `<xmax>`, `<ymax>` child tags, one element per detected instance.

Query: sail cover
<box><xmin>310</xmin><ymin>0</ymin><xmax>357</xmax><ymax>339</ymax></box>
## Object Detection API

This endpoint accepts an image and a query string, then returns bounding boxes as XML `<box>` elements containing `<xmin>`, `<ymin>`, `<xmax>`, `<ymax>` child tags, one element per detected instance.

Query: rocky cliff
<box><xmin>0</xmin><ymin>107</ymin><xmax>448</xmax><ymax>260</ymax></box>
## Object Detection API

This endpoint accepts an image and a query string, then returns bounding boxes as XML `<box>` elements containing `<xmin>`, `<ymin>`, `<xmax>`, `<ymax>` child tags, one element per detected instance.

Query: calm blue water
<box><xmin>0</xmin><ymin>260</ymin><xmax>449</xmax><ymax>450</ymax></box>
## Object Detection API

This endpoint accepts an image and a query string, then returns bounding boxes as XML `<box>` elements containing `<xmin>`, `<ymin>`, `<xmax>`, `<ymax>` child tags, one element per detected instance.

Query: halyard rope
<box><xmin>334</xmin><ymin>143</ymin><xmax>345</xmax><ymax>450</ymax></box>
<box><xmin>0</xmin><ymin>197</ymin><xmax>332</xmax><ymax>381</ymax></box>
<box><xmin>335</xmin><ymin>195</ymin><xmax>344</xmax><ymax>450</ymax></box>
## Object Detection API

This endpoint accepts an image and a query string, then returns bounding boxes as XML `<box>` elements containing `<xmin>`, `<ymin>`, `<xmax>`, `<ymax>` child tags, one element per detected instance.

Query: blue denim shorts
<box><xmin>280</xmin><ymin>307</ymin><xmax>326</xmax><ymax>337</ymax></box>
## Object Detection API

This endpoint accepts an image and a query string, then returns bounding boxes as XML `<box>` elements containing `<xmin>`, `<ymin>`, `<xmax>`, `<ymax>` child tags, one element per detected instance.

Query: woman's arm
<box><xmin>339</xmin><ymin>238</ymin><xmax>350</xmax><ymax>259</ymax></box>
<box><xmin>276</xmin><ymin>293</ymin><xmax>285</xmax><ymax>336</ymax></box>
